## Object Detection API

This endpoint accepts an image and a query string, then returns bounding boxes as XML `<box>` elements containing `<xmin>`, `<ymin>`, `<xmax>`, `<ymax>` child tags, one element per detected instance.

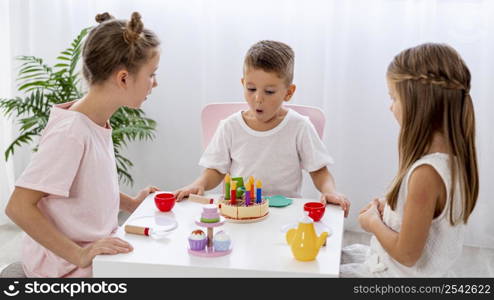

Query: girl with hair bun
<box><xmin>6</xmin><ymin>12</ymin><xmax>161</xmax><ymax>277</ymax></box>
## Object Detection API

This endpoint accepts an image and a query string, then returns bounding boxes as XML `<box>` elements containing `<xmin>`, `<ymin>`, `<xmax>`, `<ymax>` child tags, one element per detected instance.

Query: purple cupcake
<box><xmin>189</xmin><ymin>230</ymin><xmax>207</xmax><ymax>251</ymax></box>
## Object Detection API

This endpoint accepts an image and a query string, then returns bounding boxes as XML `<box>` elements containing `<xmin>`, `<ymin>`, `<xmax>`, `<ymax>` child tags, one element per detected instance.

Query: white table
<box><xmin>93</xmin><ymin>193</ymin><xmax>344</xmax><ymax>277</ymax></box>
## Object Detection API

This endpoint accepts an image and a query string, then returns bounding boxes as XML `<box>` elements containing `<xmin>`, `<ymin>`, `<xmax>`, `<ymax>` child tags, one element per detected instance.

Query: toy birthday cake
<box><xmin>200</xmin><ymin>204</ymin><xmax>221</xmax><ymax>223</ymax></box>
<box><xmin>188</xmin><ymin>204</ymin><xmax>231</xmax><ymax>257</ymax></box>
<box><xmin>218</xmin><ymin>174</ymin><xmax>269</xmax><ymax>221</ymax></box>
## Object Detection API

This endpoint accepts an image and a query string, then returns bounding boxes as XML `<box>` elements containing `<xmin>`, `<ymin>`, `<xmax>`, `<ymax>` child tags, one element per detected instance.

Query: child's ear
<box><xmin>116</xmin><ymin>69</ymin><xmax>129</xmax><ymax>88</ymax></box>
<box><xmin>240</xmin><ymin>78</ymin><xmax>245</xmax><ymax>86</ymax></box>
<box><xmin>284</xmin><ymin>84</ymin><xmax>296</xmax><ymax>101</ymax></box>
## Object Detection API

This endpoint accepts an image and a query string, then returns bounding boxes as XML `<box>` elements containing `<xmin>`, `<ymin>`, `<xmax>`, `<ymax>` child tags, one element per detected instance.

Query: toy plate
<box><xmin>223</xmin><ymin>212</ymin><xmax>269</xmax><ymax>223</ymax></box>
<box><xmin>266</xmin><ymin>195</ymin><xmax>293</xmax><ymax>207</ymax></box>
<box><xmin>127</xmin><ymin>215</ymin><xmax>178</xmax><ymax>232</ymax></box>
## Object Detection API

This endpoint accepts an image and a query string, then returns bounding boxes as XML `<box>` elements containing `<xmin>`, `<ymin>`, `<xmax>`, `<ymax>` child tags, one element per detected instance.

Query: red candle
<box><xmin>230</xmin><ymin>182</ymin><xmax>237</xmax><ymax>204</ymax></box>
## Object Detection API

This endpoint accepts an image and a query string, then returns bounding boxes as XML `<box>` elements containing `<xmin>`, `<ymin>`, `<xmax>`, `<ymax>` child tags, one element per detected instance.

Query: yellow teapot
<box><xmin>286</xmin><ymin>212</ymin><xmax>328</xmax><ymax>261</ymax></box>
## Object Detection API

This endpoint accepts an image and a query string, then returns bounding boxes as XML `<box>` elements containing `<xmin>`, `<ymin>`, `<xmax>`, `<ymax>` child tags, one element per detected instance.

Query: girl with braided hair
<box><xmin>341</xmin><ymin>43</ymin><xmax>478</xmax><ymax>277</ymax></box>
<box><xmin>5</xmin><ymin>12</ymin><xmax>161</xmax><ymax>277</ymax></box>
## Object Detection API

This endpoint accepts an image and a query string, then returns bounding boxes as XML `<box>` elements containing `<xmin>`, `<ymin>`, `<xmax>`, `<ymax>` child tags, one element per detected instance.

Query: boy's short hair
<box><xmin>244</xmin><ymin>40</ymin><xmax>294</xmax><ymax>85</ymax></box>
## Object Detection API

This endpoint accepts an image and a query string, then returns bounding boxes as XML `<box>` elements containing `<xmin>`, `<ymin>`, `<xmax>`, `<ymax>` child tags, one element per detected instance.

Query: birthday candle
<box><xmin>256</xmin><ymin>180</ymin><xmax>262</xmax><ymax>203</ymax></box>
<box><xmin>230</xmin><ymin>181</ymin><xmax>237</xmax><ymax>204</ymax></box>
<box><xmin>224</xmin><ymin>174</ymin><xmax>231</xmax><ymax>200</ymax></box>
<box><xmin>245</xmin><ymin>184</ymin><xmax>251</xmax><ymax>206</ymax></box>
<box><xmin>249</xmin><ymin>176</ymin><xmax>255</xmax><ymax>200</ymax></box>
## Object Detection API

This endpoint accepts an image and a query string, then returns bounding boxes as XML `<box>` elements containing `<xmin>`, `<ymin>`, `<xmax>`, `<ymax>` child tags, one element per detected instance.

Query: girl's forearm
<box><xmin>6</xmin><ymin>192</ymin><xmax>82</xmax><ymax>266</ymax></box>
<box><xmin>370</xmin><ymin>218</ymin><xmax>416</xmax><ymax>267</ymax></box>
<box><xmin>119</xmin><ymin>192</ymin><xmax>135</xmax><ymax>212</ymax></box>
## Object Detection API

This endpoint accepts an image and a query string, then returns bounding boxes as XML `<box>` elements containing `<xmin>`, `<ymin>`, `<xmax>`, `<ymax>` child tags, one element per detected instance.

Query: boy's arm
<box><xmin>5</xmin><ymin>187</ymin><xmax>132</xmax><ymax>268</ymax></box>
<box><xmin>310</xmin><ymin>166</ymin><xmax>337</xmax><ymax>194</ymax></box>
<box><xmin>360</xmin><ymin>165</ymin><xmax>440</xmax><ymax>267</ymax></box>
<box><xmin>309</xmin><ymin>166</ymin><xmax>350</xmax><ymax>217</ymax></box>
<box><xmin>174</xmin><ymin>168</ymin><xmax>225</xmax><ymax>201</ymax></box>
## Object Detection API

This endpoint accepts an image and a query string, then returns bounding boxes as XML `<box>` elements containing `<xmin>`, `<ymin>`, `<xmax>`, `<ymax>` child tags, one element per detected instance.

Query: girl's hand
<box><xmin>376</xmin><ymin>197</ymin><xmax>385</xmax><ymax>217</ymax></box>
<box><xmin>358</xmin><ymin>199</ymin><xmax>382</xmax><ymax>233</ymax></box>
<box><xmin>174</xmin><ymin>185</ymin><xmax>205</xmax><ymax>202</ymax></box>
<box><xmin>131</xmin><ymin>186</ymin><xmax>160</xmax><ymax>212</ymax></box>
<box><xmin>78</xmin><ymin>237</ymin><xmax>133</xmax><ymax>268</ymax></box>
<box><xmin>320</xmin><ymin>192</ymin><xmax>351</xmax><ymax>217</ymax></box>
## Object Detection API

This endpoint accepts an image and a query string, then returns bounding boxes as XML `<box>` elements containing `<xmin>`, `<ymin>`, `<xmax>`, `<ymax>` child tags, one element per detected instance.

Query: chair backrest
<box><xmin>201</xmin><ymin>102</ymin><xmax>325</xmax><ymax>148</ymax></box>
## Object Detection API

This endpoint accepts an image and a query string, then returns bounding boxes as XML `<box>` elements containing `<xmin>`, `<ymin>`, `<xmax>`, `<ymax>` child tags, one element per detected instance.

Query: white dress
<box><xmin>199</xmin><ymin>108</ymin><xmax>334</xmax><ymax>198</ymax></box>
<box><xmin>341</xmin><ymin>153</ymin><xmax>465</xmax><ymax>277</ymax></box>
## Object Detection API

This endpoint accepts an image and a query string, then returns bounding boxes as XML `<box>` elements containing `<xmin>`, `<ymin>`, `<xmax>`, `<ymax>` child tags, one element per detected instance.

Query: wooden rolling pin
<box><xmin>188</xmin><ymin>194</ymin><xmax>215</xmax><ymax>204</ymax></box>
<box><xmin>124</xmin><ymin>225</ymin><xmax>150</xmax><ymax>236</ymax></box>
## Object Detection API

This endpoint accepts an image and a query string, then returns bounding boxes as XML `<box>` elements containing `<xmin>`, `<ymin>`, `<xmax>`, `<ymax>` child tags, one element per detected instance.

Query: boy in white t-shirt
<box><xmin>175</xmin><ymin>40</ymin><xmax>350</xmax><ymax>216</ymax></box>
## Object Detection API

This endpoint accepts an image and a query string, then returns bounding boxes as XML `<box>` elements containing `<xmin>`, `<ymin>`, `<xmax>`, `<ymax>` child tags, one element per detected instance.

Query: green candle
<box><xmin>225</xmin><ymin>174</ymin><xmax>231</xmax><ymax>200</ymax></box>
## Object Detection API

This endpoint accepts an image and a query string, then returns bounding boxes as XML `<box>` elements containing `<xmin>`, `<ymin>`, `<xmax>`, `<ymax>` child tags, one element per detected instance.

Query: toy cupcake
<box><xmin>213</xmin><ymin>230</ymin><xmax>231</xmax><ymax>252</ymax></box>
<box><xmin>189</xmin><ymin>229</ymin><xmax>207</xmax><ymax>251</ymax></box>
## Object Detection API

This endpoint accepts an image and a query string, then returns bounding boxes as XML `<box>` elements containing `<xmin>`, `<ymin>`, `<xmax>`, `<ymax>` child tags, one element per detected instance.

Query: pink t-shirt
<box><xmin>15</xmin><ymin>101</ymin><xmax>120</xmax><ymax>277</ymax></box>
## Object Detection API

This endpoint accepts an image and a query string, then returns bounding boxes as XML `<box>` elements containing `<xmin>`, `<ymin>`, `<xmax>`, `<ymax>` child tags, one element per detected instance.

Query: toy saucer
<box><xmin>195</xmin><ymin>216</ymin><xmax>225</xmax><ymax>227</ymax></box>
<box><xmin>188</xmin><ymin>245</ymin><xmax>232</xmax><ymax>257</ymax></box>
<box><xmin>266</xmin><ymin>195</ymin><xmax>293</xmax><ymax>207</ymax></box>
<box><xmin>280</xmin><ymin>221</ymin><xmax>332</xmax><ymax>237</ymax></box>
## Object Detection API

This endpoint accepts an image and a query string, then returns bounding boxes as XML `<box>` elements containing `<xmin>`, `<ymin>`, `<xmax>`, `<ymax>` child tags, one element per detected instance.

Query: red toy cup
<box><xmin>154</xmin><ymin>192</ymin><xmax>176</xmax><ymax>212</ymax></box>
<box><xmin>304</xmin><ymin>202</ymin><xmax>326</xmax><ymax>222</ymax></box>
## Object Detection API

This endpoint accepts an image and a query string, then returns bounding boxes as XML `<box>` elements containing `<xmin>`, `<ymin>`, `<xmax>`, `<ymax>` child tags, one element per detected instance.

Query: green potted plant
<box><xmin>0</xmin><ymin>27</ymin><xmax>156</xmax><ymax>186</ymax></box>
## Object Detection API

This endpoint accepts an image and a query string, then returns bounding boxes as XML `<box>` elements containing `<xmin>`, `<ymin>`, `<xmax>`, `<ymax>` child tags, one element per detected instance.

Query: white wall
<box><xmin>4</xmin><ymin>0</ymin><xmax>494</xmax><ymax>248</ymax></box>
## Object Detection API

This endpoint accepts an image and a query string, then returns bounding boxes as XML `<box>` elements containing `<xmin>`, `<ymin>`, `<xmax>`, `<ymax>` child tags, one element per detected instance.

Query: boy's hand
<box><xmin>358</xmin><ymin>199</ymin><xmax>382</xmax><ymax>233</ymax></box>
<box><xmin>320</xmin><ymin>192</ymin><xmax>350</xmax><ymax>217</ymax></box>
<box><xmin>174</xmin><ymin>185</ymin><xmax>205</xmax><ymax>202</ymax></box>
<box><xmin>131</xmin><ymin>186</ymin><xmax>160</xmax><ymax>212</ymax></box>
<box><xmin>78</xmin><ymin>237</ymin><xmax>133</xmax><ymax>268</ymax></box>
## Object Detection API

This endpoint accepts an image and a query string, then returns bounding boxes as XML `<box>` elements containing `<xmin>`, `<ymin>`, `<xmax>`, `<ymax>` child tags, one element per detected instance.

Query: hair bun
<box><xmin>95</xmin><ymin>12</ymin><xmax>114</xmax><ymax>23</ymax></box>
<box><xmin>123</xmin><ymin>12</ymin><xmax>144</xmax><ymax>44</ymax></box>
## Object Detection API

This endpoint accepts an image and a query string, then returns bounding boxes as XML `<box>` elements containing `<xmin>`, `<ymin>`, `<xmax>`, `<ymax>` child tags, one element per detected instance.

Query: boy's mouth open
<box><xmin>256</xmin><ymin>109</ymin><xmax>264</xmax><ymax>114</ymax></box>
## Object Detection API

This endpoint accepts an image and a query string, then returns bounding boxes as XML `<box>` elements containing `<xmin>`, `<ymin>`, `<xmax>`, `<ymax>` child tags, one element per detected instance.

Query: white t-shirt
<box><xmin>199</xmin><ymin>108</ymin><xmax>334</xmax><ymax>198</ymax></box>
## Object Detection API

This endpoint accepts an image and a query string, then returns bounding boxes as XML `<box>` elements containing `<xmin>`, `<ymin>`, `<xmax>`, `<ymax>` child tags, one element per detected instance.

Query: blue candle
<box><xmin>256</xmin><ymin>188</ymin><xmax>262</xmax><ymax>203</ymax></box>
<box><xmin>256</xmin><ymin>180</ymin><xmax>262</xmax><ymax>203</ymax></box>
<box><xmin>255</xmin><ymin>180</ymin><xmax>262</xmax><ymax>204</ymax></box>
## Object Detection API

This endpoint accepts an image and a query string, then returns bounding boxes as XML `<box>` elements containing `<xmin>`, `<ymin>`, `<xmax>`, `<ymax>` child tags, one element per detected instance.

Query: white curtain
<box><xmin>0</xmin><ymin>0</ymin><xmax>15</xmax><ymax>225</ymax></box>
<box><xmin>4</xmin><ymin>0</ymin><xmax>494</xmax><ymax>248</ymax></box>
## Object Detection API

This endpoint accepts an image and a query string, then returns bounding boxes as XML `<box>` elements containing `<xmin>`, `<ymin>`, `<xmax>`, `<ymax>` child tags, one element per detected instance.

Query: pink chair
<box><xmin>201</xmin><ymin>102</ymin><xmax>326</xmax><ymax>148</ymax></box>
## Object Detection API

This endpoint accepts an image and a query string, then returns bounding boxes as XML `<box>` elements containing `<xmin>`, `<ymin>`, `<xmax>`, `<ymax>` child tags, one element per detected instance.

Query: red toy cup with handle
<box><xmin>154</xmin><ymin>192</ymin><xmax>176</xmax><ymax>212</ymax></box>
<box><xmin>303</xmin><ymin>202</ymin><xmax>326</xmax><ymax>222</ymax></box>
